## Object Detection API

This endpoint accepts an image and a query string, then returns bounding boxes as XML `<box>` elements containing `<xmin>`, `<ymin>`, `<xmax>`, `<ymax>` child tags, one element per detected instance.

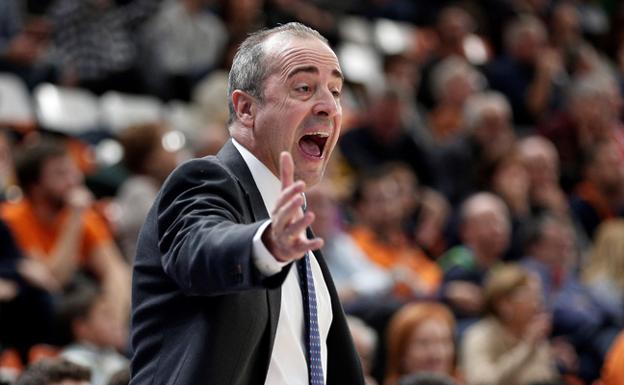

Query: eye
<box><xmin>295</xmin><ymin>84</ymin><xmax>312</xmax><ymax>93</ymax></box>
<box><xmin>331</xmin><ymin>89</ymin><xmax>341</xmax><ymax>98</ymax></box>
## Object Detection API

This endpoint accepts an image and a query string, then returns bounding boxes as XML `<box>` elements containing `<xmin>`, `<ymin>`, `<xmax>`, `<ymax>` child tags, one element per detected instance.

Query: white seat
<box><xmin>0</xmin><ymin>72</ymin><xmax>35</xmax><ymax>126</ymax></box>
<box><xmin>338</xmin><ymin>16</ymin><xmax>374</xmax><ymax>46</ymax></box>
<box><xmin>373</xmin><ymin>18</ymin><xmax>414</xmax><ymax>55</ymax></box>
<box><xmin>33</xmin><ymin>83</ymin><xmax>100</xmax><ymax>135</ymax></box>
<box><xmin>165</xmin><ymin>100</ymin><xmax>201</xmax><ymax>139</ymax></box>
<box><xmin>100</xmin><ymin>91</ymin><xmax>163</xmax><ymax>134</ymax></box>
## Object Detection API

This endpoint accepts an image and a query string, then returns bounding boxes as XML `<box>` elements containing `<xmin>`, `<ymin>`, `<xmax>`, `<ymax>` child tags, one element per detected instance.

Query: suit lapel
<box><xmin>216</xmin><ymin>139</ymin><xmax>282</xmax><ymax>363</ymax></box>
<box><xmin>216</xmin><ymin>140</ymin><xmax>269</xmax><ymax>222</ymax></box>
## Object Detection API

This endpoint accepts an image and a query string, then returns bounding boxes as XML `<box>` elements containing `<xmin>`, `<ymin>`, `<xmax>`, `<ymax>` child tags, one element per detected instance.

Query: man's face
<box><xmin>251</xmin><ymin>35</ymin><xmax>343</xmax><ymax>186</ymax></box>
<box><xmin>464</xmin><ymin>207</ymin><xmax>510</xmax><ymax>260</ymax></box>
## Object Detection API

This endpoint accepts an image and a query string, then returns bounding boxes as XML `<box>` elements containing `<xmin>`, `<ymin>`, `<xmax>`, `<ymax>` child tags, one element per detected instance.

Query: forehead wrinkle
<box><xmin>273</xmin><ymin>46</ymin><xmax>342</xmax><ymax>82</ymax></box>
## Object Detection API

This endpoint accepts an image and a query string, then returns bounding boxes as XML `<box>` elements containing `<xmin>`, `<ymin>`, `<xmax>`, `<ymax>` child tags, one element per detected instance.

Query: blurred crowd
<box><xmin>2</xmin><ymin>0</ymin><xmax>624</xmax><ymax>385</ymax></box>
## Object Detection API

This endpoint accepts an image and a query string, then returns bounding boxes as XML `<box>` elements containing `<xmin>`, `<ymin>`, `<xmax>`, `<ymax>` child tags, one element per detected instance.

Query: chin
<box><xmin>295</xmin><ymin>167</ymin><xmax>325</xmax><ymax>186</ymax></box>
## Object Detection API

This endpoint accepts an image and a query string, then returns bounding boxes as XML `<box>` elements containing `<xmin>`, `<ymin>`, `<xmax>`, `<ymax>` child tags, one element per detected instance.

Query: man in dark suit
<box><xmin>129</xmin><ymin>22</ymin><xmax>365</xmax><ymax>385</ymax></box>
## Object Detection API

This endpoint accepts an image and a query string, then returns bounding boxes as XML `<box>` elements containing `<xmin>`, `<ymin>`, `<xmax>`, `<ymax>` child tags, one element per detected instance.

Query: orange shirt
<box><xmin>0</xmin><ymin>199</ymin><xmax>113</xmax><ymax>266</ymax></box>
<box><xmin>349</xmin><ymin>226</ymin><xmax>441</xmax><ymax>297</ymax></box>
<box><xmin>601</xmin><ymin>331</ymin><xmax>624</xmax><ymax>385</ymax></box>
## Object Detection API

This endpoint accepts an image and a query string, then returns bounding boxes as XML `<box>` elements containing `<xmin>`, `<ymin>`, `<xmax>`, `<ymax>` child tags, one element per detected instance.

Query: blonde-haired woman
<box><xmin>583</xmin><ymin>219</ymin><xmax>624</xmax><ymax>326</ymax></box>
<box><xmin>385</xmin><ymin>303</ymin><xmax>458</xmax><ymax>385</ymax></box>
<box><xmin>460</xmin><ymin>264</ymin><xmax>559</xmax><ymax>385</ymax></box>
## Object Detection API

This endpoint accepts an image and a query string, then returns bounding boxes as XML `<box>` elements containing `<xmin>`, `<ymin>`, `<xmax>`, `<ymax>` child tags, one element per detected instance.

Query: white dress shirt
<box><xmin>232</xmin><ymin>140</ymin><xmax>332</xmax><ymax>385</ymax></box>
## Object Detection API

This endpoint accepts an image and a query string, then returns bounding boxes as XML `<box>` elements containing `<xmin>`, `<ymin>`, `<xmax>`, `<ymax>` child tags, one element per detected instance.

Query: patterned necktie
<box><xmin>297</xmin><ymin>253</ymin><xmax>325</xmax><ymax>385</ymax></box>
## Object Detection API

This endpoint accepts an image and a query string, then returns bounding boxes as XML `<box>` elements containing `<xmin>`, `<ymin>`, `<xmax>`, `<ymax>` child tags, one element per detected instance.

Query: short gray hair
<box><xmin>463</xmin><ymin>91</ymin><xmax>512</xmax><ymax>131</ymax></box>
<box><xmin>430</xmin><ymin>56</ymin><xmax>484</xmax><ymax>102</ymax></box>
<box><xmin>227</xmin><ymin>22</ymin><xmax>328</xmax><ymax>124</ymax></box>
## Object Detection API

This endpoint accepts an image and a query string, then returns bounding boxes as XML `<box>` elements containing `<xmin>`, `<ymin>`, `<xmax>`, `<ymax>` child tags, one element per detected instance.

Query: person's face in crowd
<box><xmin>590</xmin><ymin>142</ymin><xmax>624</xmax><ymax>194</ymax></box>
<box><xmin>390</xmin><ymin>167</ymin><xmax>419</xmax><ymax>214</ymax></box>
<box><xmin>437</xmin><ymin>7</ymin><xmax>473</xmax><ymax>46</ymax></box>
<box><xmin>463</xmin><ymin>205</ymin><xmax>510</xmax><ymax>261</ymax></box>
<box><xmin>520</xmin><ymin>142</ymin><xmax>559</xmax><ymax>187</ymax></box>
<box><xmin>370</xmin><ymin>96</ymin><xmax>403</xmax><ymax>141</ymax></box>
<box><xmin>443</xmin><ymin>72</ymin><xmax>475</xmax><ymax>106</ymax></box>
<box><xmin>533</xmin><ymin>219</ymin><xmax>576</xmax><ymax>269</ymax></box>
<box><xmin>402</xmin><ymin>318</ymin><xmax>455</xmax><ymax>375</ymax></box>
<box><xmin>38</xmin><ymin>155</ymin><xmax>83</xmax><ymax>209</ymax></box>
<box><xmin>358</xmin><ymin>177</ymin><xmax>404</xmax><ymax>231</ymax></box>
<box><xmin>513</xmin><ymin>28</ymin><xmax>546</xmax><ymax>63</ymax></box>
<box><xmin>552</xmin><ymin>3</ymin><xmax>580</xmax><ymax>43</ymax></box>
<box><xmin>472</xmin><ymin>106</ymin><xmax>514</xmax><ymax>161</ymax></box>
<box><xmin>498</xmin><ymin>277</ymin><xmax>544</xmax><ymax>327</ymax></box>
<box><xmin>251</xmin><ymin>34</ymin><xmax>343</xmax><ymax>186</ymax></box>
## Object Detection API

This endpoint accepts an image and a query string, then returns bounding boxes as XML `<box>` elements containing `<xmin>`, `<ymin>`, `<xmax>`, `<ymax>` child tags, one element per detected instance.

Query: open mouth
<box><xmin>298</xmin><ymin>132</ymin><xmax>329</xmax><ymax>158</ymax></box>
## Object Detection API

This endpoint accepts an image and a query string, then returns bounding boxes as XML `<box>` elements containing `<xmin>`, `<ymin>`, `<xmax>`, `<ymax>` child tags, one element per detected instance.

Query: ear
<box><xmin>232</xmin><ymin>90</ymin><xmax>256</xmax><ymax>127</ymax></box>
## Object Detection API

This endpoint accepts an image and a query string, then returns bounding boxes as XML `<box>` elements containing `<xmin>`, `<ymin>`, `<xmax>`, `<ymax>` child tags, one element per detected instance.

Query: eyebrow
<box><xmin>287</xmin><ymin>65</ymin><xmax>344</xmax><ymax>82</ymax></box>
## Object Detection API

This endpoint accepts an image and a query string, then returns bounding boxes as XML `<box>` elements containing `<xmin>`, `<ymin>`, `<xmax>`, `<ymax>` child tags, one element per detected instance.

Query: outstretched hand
<box><xmin>263</xmin><ymin>152</ymin><xmax>324</xmax><ymax>262</ymax></box>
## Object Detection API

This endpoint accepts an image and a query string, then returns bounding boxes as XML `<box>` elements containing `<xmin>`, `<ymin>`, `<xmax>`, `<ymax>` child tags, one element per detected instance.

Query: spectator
<box><xmin>58</xmin><ymin>281</ymin><xmax>129</xmax><ymax>385</ymax></box>
<box><xmin>428</xmin><ymin>56</ymin><xmax>484</xmax><ymax>144</ymax></box>
<box><xmin>521</xmin><ymin>213</ymin><xmax>617</xmax><ymax>381</ymax></box>
<box><xmin>306</xmin><ymin>182</ymin><xmax>392</xmax><ymax>304</ymax></box>
<box><xmin>115</xmin><ymin>123</ymin><xmax>182</xmax><ymax>260</ymax></box>
<box><xmin>141</xmin><ymin>0</ymin><xmax>228</xmax><ymax>100</ymax></box>
<box><xmin>48</xmin><ymin>0</ymin><xmax>161</xmax><ymax>94</ymax></box>
<box><xmin>0</xmin><ymin>137</ymin><xmax>130</xmax><ymax>326</ymax></box>
<box><xmin>600</xmin><ymin>331</ymin><xmax>624</xmax><ymax>385</ymax></box>
<box><xmin>388</xmin><ymin>164</ymin><xmax>450</xmax><ymax>259</ymax></box>
<box><xmin>570</xmin><ymin>140</ymin><xmax>624</xmax><ymax>240</ymax></box>
<box><xmin>339</xmin><ymin>87</ymin><xmax>437</xmax><ymax>188</ymax></box>
<box><xmin>382</xmin><ymin>54</ymin><xmax>431</xmax><ymax>148</ymax></box>
<box><xmin>582</xmin><ymin>219</ymin><xmax>624</xmax><ymax>326</ymax></box>
<box><xmin>416</xmin><ymin>6</ymin><xmax>483</xmax><ymax>109</ymax></box>
<box><xmin>438</xmin><ymin>192</ymin><xmax>511</xmax><ymax>332</ymax></box>
<box><xmin>489</xmin><ymin>151</ymin><xmax>532</xmax><ymax>262</ymax></box>
<box><xmin>349</xmin><ymin>166</ymin><xmax>442</xmax><ymax>300</ymax></box>
<box><xmin>549</xmin><ymin>2</ymin><xmax>582</xmax><ymax>54</ymax></box>
<box><xmin>15</xmin><ymin>359</ymin><xmax>90</xmax><ymax>385</ymax></box>
<box><xmin>539</xmin><ymin>72</ymin><xmax>624</xmax><ymax>192</ymax></box>
<box><xmin>484</xmin><ymin>15</ymin><xmax>565</xmax><ymax>128</ymax></box>
<box><xmin>385</xmin><ymin>302</ymin><xmax>457</xmax><ymax>385</ymax></box>
<box><xmin>347</xmin><ymin>316</ymin><xmax>380</xmax><ymax>385</ymax></box>
<box><xmin>0</xmin><ymin>0</ymin><xmax>55</xmax><ymax>89</ymax></box>
<box><xmin>517</xmin><ymin>136</ymin><xmax>570</xmax><ymax>219</ymax></box>
<box><xmin>438</xmin><ymin>91</ymin><xmax>516</xmax><ymax>205</ymax></box>
<box><xmin>460</xmin><ymin>264</ymin><xmax>560</xmax><ymax>385</ymax></box>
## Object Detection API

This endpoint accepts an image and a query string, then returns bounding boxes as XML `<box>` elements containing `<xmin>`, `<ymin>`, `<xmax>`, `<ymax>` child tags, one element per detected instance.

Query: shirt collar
<box><xmin>231</xmin><ymin>139</ymin><xmax>281</xmax><ymax>215</ymax></box>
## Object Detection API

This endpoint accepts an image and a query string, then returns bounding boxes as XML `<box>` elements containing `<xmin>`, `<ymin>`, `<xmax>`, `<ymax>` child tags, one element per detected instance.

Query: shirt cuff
<box><xmin>253</xmin><ymin>220</ymin><xmax>289</xmax><ymax>276</ymax></box>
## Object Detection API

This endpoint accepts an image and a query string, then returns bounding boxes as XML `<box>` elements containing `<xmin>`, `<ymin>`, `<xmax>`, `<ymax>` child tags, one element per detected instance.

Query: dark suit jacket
<box><xmin>129</xmin><ymin>140</ymin><xmax>364</xmax><ymax>385</ymax></box>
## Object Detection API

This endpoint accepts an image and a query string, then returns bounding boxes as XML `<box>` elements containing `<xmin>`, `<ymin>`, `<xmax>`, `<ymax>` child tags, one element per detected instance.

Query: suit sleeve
<box><xmin>156</xmin><ymin>159</ymin><xmax>290</xmax><ymax>296</ymax></box>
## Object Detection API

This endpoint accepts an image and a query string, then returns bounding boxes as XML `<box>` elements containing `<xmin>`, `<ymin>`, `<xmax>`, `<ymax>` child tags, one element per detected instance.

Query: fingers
<box><xmin>269</xmin><ymin>211</ymin><xmax>325</xmax><ymax>262</ymax></box>
<box><xmin>268</xmin><ymin>151</ymin><xmax>324</xmax><ymax>261</ymax></box>
<box><xmin>272</xmin><ymin>193</ymin><xmax>305</xmax><ymax>232</ymax></box>
<box><xmin>280</xmin><ymin>151</ymin><xmax>294</xmax><ymax>190</ymax></box>
<box><xmin>273</xmin><ymin>181</ymin><xmax>305</xmax><ymax>214</ymax></box>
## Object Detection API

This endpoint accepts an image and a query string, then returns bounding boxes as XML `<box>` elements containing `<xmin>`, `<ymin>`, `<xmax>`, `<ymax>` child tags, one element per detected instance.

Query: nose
<box><xmin>312</xmin><ymin>87</ymin><xmax>340</xmax><ymax>118</ymax></box>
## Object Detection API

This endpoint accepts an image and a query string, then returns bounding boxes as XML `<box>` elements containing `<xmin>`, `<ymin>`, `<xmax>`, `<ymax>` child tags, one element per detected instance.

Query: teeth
<box><xmin>307</xmin><ymin>132</ymin><xmax>329</xmax><ymax>138</ymax></box>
